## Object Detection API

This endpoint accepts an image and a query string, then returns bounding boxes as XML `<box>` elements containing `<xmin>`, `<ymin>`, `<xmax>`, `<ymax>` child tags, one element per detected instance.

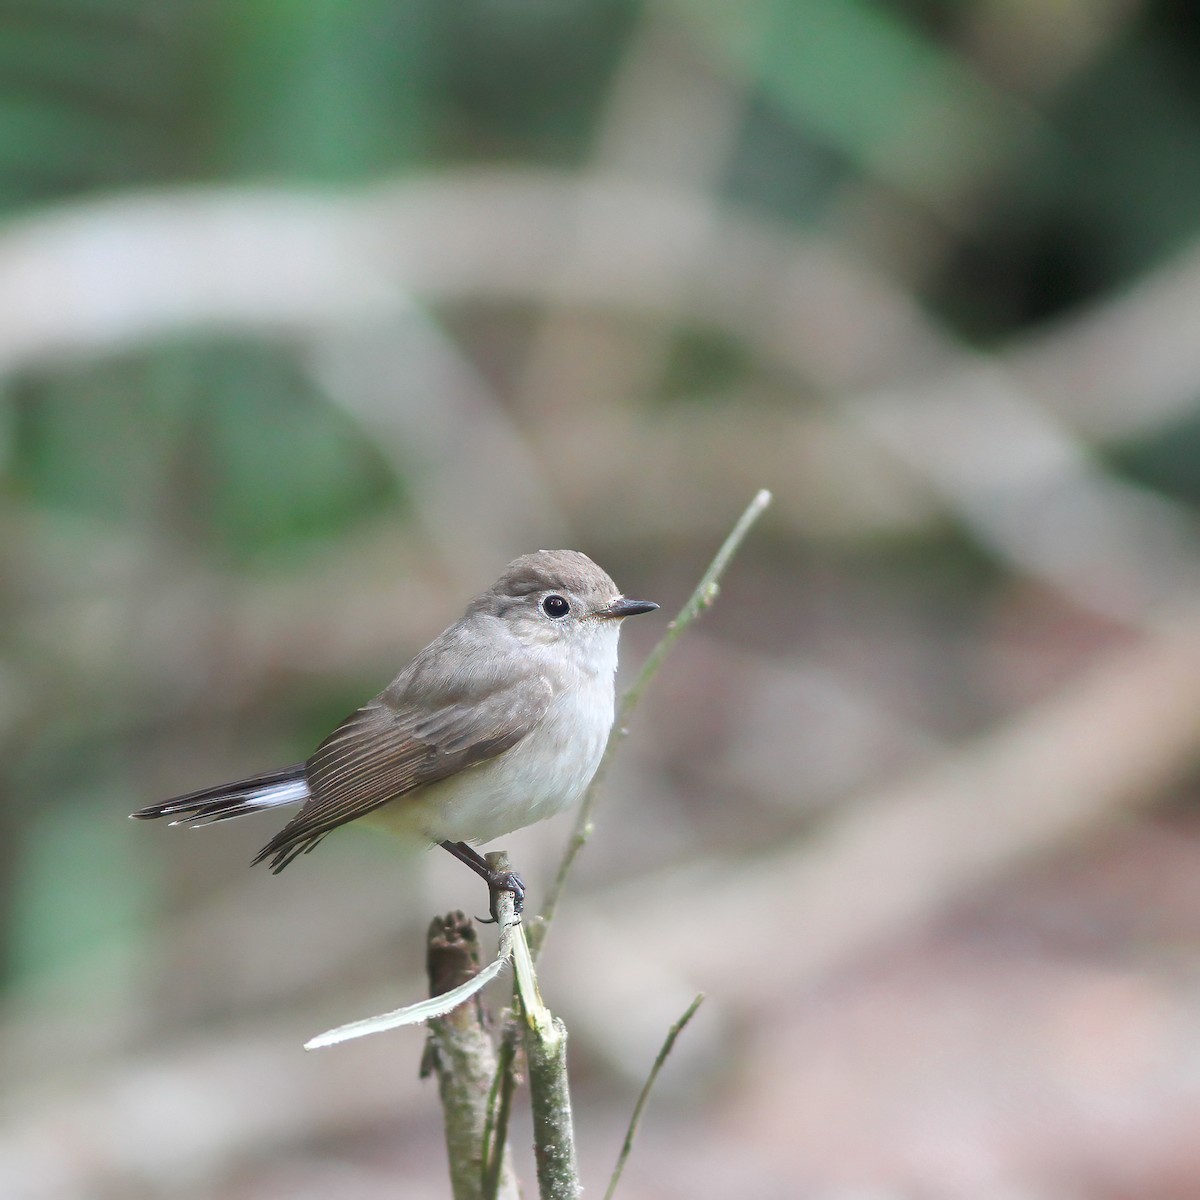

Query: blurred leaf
<box><xmin>9</xmin><ymin>341</ymin><xmax>404</xmax><ymax>559</ymax></box>
<box><xmin>441</xmin><ymin>0</ymin><xmax>638</xmax><ymax>161</ymax></box>
<box><xmin>1049</xmin><ymin>31</ymin><xmax>1200</xmax><ymax>282</ymax></box>
<box><xmin>0</xmin><ymin>0</ymin><xmax>192</xmax><ymax>208</ymax></box>
<box><xmin>721</xmin><ymin>88</ymin><xmax>842</xmax><ymax>222</ymax></box>
<box><xmin>680</xmin><ymin>0</ymin><xmax>1046</xmax><ymax>209</ymax></box>
<box><xmin>10</xmin><ymin>354</ymin><xmax>190</xmax><ymax>522</ymax></box>
<box><xmin>201</xmin><ymin>342</ymin><xmax>404</xmax><ymax>558</ymax></box>
<box><xmin>661</xmin><ymin>327</ymin><xmax>757</xmax><ymax>403</ymax></box>
<box><xmin>0</xmin><ymin>17</ymin><xmax>176</xmax><ymax>108</ymax></box>
<box><xmin>0</xmin><ymin>96</ymin><xmax>155</xmax><ymax>187</ymax></box>
<box><xmin>211</xmin><ymin>0</ymin><xmax>438</xmax><ymax>181</ymax></box>
<box><xmin>1111</xmin><ymin>405</ymin><xmax>1200</xmax><ymax>510</ymax></box>
<box><xmin>9</xmin><ymin>787</ymin><xmax>150</xmax><ymax>983</ymax></box>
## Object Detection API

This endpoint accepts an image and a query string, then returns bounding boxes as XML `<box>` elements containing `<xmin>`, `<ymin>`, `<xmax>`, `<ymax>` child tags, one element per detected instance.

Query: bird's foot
<box><xmin>479</xmin><ymin>869</ymin><xmax>525</xmax><ymax>926</ymax></box>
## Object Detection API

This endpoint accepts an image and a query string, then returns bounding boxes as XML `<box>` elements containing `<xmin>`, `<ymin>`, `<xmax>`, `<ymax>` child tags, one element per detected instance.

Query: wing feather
<box><xmin>252</xmin><ymin>660</ymin><xmax>551</xmax><ymax>872</ymax></box>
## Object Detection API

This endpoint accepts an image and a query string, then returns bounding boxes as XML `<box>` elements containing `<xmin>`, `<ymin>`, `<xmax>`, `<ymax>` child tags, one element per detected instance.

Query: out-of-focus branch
<box><xmin>5</xmin><ymin>172</ymin><xmax>1200</xmax><ymax>622</ymax></box>
<box><xmin>1008</xmin><ymin>238</ymin><xmax>1200</xmax><ymax>442</ymax></box>
<box><xmin>848</xmin><ymin>369</ymin><xmax>1200</xmax><ymax>625</ymax></box>
<box><xmin>4</xmin><ymin>171</ymin><xmax>1199</xmax><ymax>451</ymax></box>
<box><xmin>305</xmin><ymin>318</ymin><xmax>568</xmax><ymax>574</ymax></box>
<box><xmin>512</xmin><ymin>2</ymin><xmax>746</xmax><ymax>432</ymax></box>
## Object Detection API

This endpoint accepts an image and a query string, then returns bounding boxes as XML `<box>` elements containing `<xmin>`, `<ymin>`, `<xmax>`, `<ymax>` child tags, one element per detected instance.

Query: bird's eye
<box><xmin>541</xmin><ymin>594</ymin><xmax>570</xmax><ymax>618</ymax></box>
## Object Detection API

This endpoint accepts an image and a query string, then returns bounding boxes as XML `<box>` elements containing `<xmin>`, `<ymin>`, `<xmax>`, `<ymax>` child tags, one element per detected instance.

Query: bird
<box><xmin>131</xmin><ymin>549</ymin><xmax>658</xmax><ymax>919</ymax></box>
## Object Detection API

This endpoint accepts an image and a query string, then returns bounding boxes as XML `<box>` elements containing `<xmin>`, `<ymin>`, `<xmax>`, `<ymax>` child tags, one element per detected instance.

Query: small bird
<box><xmin>132</xmin><ymin>550</ymin><xmax>658</xmax><ymax>919</ymax></box>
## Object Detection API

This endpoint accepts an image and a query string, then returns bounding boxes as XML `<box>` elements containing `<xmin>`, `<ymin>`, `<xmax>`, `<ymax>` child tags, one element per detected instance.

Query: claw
<box><xmin>437</xmin><ymin>840</ymin><xmax>526</xmax><ymax>926</ymax></box>
<box><xmin>478</xmin><ymin>869</ymin><xmax>525</xmax><ymax>925</ymax></box>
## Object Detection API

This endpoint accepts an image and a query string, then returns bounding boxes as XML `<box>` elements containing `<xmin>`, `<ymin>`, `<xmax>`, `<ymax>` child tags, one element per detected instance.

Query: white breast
<box><xmin>376</xmin><ymin>625</ymin><xmax>620</xmax><ymax>846</ymax></box>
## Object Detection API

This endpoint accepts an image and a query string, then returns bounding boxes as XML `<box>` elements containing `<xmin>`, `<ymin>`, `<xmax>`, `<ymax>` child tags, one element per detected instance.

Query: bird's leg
<box><xmin>438</xmin><ymin>840</ymin><xmax>526</xmax><ymax>924</ymax></box>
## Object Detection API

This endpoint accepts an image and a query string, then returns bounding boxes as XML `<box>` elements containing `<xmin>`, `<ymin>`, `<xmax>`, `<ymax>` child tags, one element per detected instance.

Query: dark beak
<box><xmin>599</xmin><ymin>597</ymin><xmax>659</xmax><ymax>619</ymax></box>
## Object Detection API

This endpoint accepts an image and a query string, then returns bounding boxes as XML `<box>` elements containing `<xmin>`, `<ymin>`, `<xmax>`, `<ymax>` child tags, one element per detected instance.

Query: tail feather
<box><xmin>132</xmin><ymin>765</ymin><xmax>310</xmax><ymax>828</ymax></box>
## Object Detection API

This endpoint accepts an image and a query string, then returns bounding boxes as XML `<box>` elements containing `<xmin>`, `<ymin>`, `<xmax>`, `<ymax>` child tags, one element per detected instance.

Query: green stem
<box><xmin>481</xmin><ymin>1024</ymin><xmax>520</xmax><ymax>1200</ymax></box>
<box><xmin>532</xmin><ymin>489</ymin><xmax>772</xmax><ymax>955</ymax></box>
<box><xmin>603</xmin><ymin>994</ymin><xmax>705</xmax><ymax>1200</ymax></box>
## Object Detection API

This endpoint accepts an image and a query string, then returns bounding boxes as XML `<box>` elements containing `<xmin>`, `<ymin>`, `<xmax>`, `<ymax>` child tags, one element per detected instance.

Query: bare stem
<box><xmin>487</xmin><ymin>851</ymin><xmax>581</xmax><ymax>1200</ymax></box>
<box><xmin>532</xmin><ymin>488</ymin><xmax>772</xmax><ymax>954</ymax></box>
<box><xmin>602</xmin><ymin>994</ymin><xmax>705</xmax><ymax>1200</ymax></box>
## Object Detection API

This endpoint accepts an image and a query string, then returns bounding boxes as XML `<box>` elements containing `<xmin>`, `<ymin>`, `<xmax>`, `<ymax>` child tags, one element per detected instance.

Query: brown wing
<box><xmin>252</xmin><ymin>670</ymin><xmax>551</xmax><ymax>872</ymax></box>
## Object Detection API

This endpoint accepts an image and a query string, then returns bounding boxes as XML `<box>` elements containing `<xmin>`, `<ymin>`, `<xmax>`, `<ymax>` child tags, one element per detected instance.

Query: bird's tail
<box><xmin>131</xmin><ymin>764</ymin><xmax>310</xmax><ymax>828</ymax></box>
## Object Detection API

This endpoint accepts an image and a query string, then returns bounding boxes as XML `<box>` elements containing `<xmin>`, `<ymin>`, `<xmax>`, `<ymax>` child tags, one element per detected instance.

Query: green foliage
<box><xmin>9</xmin><ymin>341</ymin><xmax>403</xmax><ymax>559</ymax></box>
<box><xmin>210</xmin><ymin>0</ymin><xmax>438</xmax><ymax>181</ymax></box>
<box><xmin>9</xmin><ymin>788</ymin><xmax>149</xmax><ymax>983</ymax></box>
<box><xmin>661</xmin><ymin>328</ymin><xmax>757</xmax><ymax>404</ymax></box>
<box><xmin>1111</xmin><ymin>405</ymin><xmax>1200</xmax><ymax>509</ymax></box>
<box><xmin>0</xmin><ymin>0</ymin><xmax>192</xmax><ymax>206</ymax></box>
<box><xmin>196</xmin><ymin>343</ymin><xmax>405</xmax><ymax>559</ymax></box>
<box><xmin>685</xmin><ymin>0</ymin><xmax>1041</xmax><ymax>207</ymax></box>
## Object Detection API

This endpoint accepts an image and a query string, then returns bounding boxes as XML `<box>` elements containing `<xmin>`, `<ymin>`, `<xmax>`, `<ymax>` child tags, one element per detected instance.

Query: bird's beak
<box><xmin>597</xmin><ymin>597</ymin><xmax>659</xmax><ymax>619</ymax></box>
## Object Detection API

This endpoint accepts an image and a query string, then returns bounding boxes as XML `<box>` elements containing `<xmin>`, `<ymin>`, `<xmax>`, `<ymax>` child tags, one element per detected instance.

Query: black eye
<box><xmin>541</xmin><ymin>594</ymin><xmax>570</xmax><ymax>618</ymax></box>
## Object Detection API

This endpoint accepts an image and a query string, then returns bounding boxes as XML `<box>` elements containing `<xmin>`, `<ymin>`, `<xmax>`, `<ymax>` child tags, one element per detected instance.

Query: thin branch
<box><xmin>487</xmin><ymin>852</ymin><xmax>581</xmax><ymax>1200</ymax></box>
<box><xmin>603</xmin><ymin>993</ymin><xmax>705</xmax><ymax>1200</ymax></box>
<box><xmin>618</xmin><ymin>487</ymin><xmax>773</xmax><ymax>722</ymax></box>
<box><xmin>11</xmin><ymin>174</ymin><xmax>1200</xmax><ymax>460</ymax></box>
<box><xmin>532</xmin><ymin>488</ymin><xmax>772</xmax><ymax>954</ymax></box>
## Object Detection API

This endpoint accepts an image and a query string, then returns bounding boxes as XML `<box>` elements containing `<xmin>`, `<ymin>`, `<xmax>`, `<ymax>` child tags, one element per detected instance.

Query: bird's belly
<box><xmin>368</xmin><ymin>693</ymin><xmax>612</xmax><ymax>846</ymax></box>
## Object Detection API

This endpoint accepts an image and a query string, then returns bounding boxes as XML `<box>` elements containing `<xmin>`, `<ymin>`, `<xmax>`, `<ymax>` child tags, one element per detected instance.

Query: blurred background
<box><xmin>4</xmin><ymin>1</ymin><xmax>1200</xmax><ymax>1197</ymax></box>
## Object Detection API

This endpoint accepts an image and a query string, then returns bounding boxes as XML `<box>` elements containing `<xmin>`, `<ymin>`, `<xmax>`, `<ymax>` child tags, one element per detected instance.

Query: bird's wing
<box><xmin>252</xmin><ymin>661</ymin><xmax>551</xmax><ymax>871</ymax></box>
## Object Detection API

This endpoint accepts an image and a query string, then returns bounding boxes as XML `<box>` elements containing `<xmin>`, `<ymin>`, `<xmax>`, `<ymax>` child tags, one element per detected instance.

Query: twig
<box><xmin>603</xmin><ymin>993</ymin><xmax>704</xmax><ymax>1200</ymax></box>
<box><xmin>487</xmin><ymin>851</ymin><xmax>581</xmax><ymax>1200</ymax></box>
<box><xmin>486</xmin><ymin>495</ymin><xmax>767</xmax><ymax>1195</ymax></box>
<box><xmin>532</xmin><ymin>488</ymin><xmax>773</xmax><ymax>954</ymax></box>
<box><xmin>422</xmin><ymin>913</ymin><xmax>519</xmax><ymax>1200</ymax></box>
